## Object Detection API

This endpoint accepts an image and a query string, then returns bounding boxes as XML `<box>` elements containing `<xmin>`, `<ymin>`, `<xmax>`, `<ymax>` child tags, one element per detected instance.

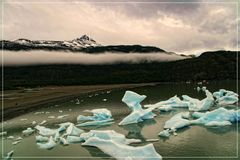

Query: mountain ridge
<box><xmin>1</xmin><ymin>35</ymin><xmax>167</xmax><ymax>53</ymax></box>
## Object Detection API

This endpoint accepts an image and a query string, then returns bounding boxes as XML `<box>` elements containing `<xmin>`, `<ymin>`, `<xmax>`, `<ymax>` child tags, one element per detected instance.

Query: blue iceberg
<box><xmin>145</xmin><ymin>95</ymin><xmax>189</xmax><ymax>110</ymax></box>
<box><xmin>22</xmin><ymin>127</ymin><xmax>34</xmax><ymax>136</ymax></box>
<box><xmin>191</xmin><ymin>107</ymin><xmax>240</xmax><ymax>126</ymax></box>
<box><xmin>77</xmin><ymin>108</ymin><xmax>114</xmax><ymax>126</ymax></box>
<box><xmin>183</xmin><ymin>90</ymin><xmax>214</xmax><ymax>111</ymax></box>
<box><xmin>164</xmin><ymin>112</ymin><xmax>191</xmax><ymax>130</ymax></box>
<box><xmin>35</xmin><ymin>125</ymin><xmax>57</xmax><ymax>136</ymax></box>
<box><xmin>119</xmin><ymin>91</ymin><xmax>156</xmax><ymax>125</ymax></box>
<box><xmin>213</xmin><ymin>89</ymin><xmax>239</xmax><ymax>105</ymax></box>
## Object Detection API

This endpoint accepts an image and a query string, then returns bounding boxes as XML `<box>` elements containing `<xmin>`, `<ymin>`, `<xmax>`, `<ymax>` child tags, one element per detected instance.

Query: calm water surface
<box><xmin>1</xmin><ymin>81</ymin><xmax>239</xmax><ymax>160</ymax></box>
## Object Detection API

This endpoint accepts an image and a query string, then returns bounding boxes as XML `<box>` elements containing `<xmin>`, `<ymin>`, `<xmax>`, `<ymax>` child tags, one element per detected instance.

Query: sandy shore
<box><xmin>1</xmin><ymin>83</ymin><xmax>156</xmax><ymax>120</ymax></box>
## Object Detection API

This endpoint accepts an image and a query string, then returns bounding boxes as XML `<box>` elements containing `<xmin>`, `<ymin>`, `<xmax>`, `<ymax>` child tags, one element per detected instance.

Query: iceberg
<box><xmin>65</xmin><ymin>123</ymin><xmax>84</xmax><ymax>136</ymax></box>
<box><xmin>12</xmin><ymin>141</ymin><xmax>21</xmax><ymax>145</ymax></box>
<box><xmin>191</xmin><ymin>107</ymin><xmax>240</xmax><ymax>126</ymax></box>
<box><xmin>7</xmin><ymin>136</ymin><xmax>14</xmax><ymax>139</ymax></box>
<box><xmin>4</xmin><ymin>150</ymin><xmax>14</xmax><ymax>160</ymax></box>
<box><xmin>164</xmin><ymin>112</ymin><xmax>191</xmax><ymax>131</ymax></box>
<box><xmin>119</xmin><ymin>91</ymin><xmax>156</xmax><ymax>125</ymax></box>
<box><xmin>80</xmin><ymin>130</ymin><xmax>141</xmax><ymax>144</ymax></box>
<box><xmin>183</xmin><ymin>89</ymin><xmax>214</xmax><ymax>111</ymax></box>
<box><xmin>66</xmin><ymin>135</ymin><xmax>84</xmax><ymax>143</ymax></box>
<box><xmin>36</xmin><ymin>135</ymin><xmax>49</xmax><ymax>142</ymax></box>
<box><xmin>57</xmin><ymin>114</ymin><xmax>69</xmax><ymax>119</ymax></box>
<box><xmin>22</xmin><ymin>127</ymin><xmax>34</xmax><ymax>136</ymax></box>
<box><xmin>0</xmin><ymin>131</ymin><xmax>7</xmax><ymax>136</ymax></box>
<box><xmin>59</xmin><ymin>137</ymin><xmax>69</xmax><ymax>145</ymax></box>
<box><xmin>81</xmin><ymin>130</ymin><xmax>161</xmax><ymax>160</ymax></box>
<box><xmin>35</xmin><ymin>125</ymin><xmax>57</xmax><ymax>136</ymax></box>
<box><xmin>158</xmin><ymin>130</ymin><xmax>170</xmax><ymax>138</ymax></box>
<box><xmin>82</xmin><ymin>137</ymin><xmax>162</xmax><ymax>160</ymax></box>
<box><xmin>145</xmin><ymin>95</ymin><xmax>189</xmax><ymax>109</ymax></box>
<box><xmin>76</xmin><ymin>119</ymin><xmax>114</xmax><ymax>127</ymax></box>
<box><xmin>77</xmin><ymin>108</ymin><xmax>114</xmax><ymax>127</ymax></box>
<box><xmin>213</xmin><ymin>89</ymin><xmax>239</xmax><ymax>105</ymax></box>
<box><xmin>36</xmin><ymin>136</ymin><xmax>56</xmax><ymax>150</ymax></box>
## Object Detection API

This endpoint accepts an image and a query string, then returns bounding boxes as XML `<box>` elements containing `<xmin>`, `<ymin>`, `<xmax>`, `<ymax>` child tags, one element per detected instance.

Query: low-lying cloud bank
<box><xmin>2</xmin><ymin>51</ymin><xmax>187</xmax><ymax>66</ymax></box>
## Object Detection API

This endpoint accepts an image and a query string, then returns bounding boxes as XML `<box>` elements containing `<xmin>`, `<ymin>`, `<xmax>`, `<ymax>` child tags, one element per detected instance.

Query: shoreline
<box><xmin>1</xmin><ymin>83</ymin><xmax>156</xmax><ymax>121</ymax></box>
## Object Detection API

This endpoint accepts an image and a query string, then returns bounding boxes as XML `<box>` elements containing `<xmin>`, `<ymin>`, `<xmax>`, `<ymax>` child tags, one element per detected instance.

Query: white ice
<box><xmin>158</xmin><ymin>130</ymin><xmax>170</xmax><ymax>138</ymax></box>
<box><xmin>119</xmin><ymin>91</ymin><xmax>156</xmax><ymax>125</ymax></box>
<box><xmin>65</xmin><ymin>123</ymin><xmax>84</xmax><ymax>136</ymax></box>
<box><xmin>164</xmin><ymin>112</ymin><xmax>191</xmax><ymax>130</ymax></box>
<box><xmin>36</xmin><ymin>135</ymin><xmax>49</xmax><ymax>142</ymax></box>
<box><xmin>22</xmin><ymin>127</ymin><xmax>34</xmax><ymax>136</ymax></box>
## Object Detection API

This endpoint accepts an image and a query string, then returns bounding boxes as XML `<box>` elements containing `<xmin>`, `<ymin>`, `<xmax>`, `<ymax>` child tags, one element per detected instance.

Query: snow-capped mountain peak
<box><xmin>73</xmin><ymin>35</ymin><xmax>99</xmax><ymax>47</ymax></box>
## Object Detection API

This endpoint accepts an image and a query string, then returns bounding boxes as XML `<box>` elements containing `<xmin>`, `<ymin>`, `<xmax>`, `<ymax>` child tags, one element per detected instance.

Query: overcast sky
<box><xmin>1</xmin><ymin>0</ymin><xmax>239</xmax><ymax>55</ymax></box>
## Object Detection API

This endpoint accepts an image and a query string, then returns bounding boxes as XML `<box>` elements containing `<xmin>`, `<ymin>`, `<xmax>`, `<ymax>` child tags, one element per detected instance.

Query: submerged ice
<box><xmin>119</xmin><ymin>91</ymin><xmax>156</xmax><ymax>125</ymax></box>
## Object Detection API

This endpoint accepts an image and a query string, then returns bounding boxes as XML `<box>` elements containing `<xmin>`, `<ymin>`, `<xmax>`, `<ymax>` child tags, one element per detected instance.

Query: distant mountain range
<box><xmin>1</xmin><ymin>35</ymin><xmax>172</xmax><ymax>54</ymax></box>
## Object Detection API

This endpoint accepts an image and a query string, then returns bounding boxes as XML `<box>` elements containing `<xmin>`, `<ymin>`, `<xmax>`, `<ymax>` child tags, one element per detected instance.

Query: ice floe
<box><xmin>183</xmin><ymin>89</ymin><xmax>214</xmax><ymax>111</ymax></box>
<box><xmin>164</xmin><ymin>112</ymin><xmax>191</xmax><ymax>130</ymax></box>
<box><xmin>35</xmin><ymin>125</ymin><xmax>57</xmax><ymax>136</ymax></box>
<box><xmin>119</xmin><ymin>91</ymin><xmax>156</xmax><ymax>125</ymax></box>
<box><xmin>191</xmin><ymin>107</ymin><xmax>240</xmax><ymax>127</ymax></box>
<box><xmin>81</xmin><ymin>130</ymin><xmax>162</xmax><ymax>160</ymax></box>
<box><xmin>77</xmin><ymin>108</ymin><xmax>114</xmax><ymax>126</ymax></box>
<box><xmin>37</xmin><ymin>136</ymin><xmax>56</xmax><ymax>150</ymax></box>
<box><xmin>22</xmin><ymin>127</ymin><xmax>34</xmax><ymax>136</ymax></box>
<box><xmin>213</xmin><ymin>89</ymin><xmax>239</xmax><ymax>105</ymax></box>
<box><xmin>0</xmin><ymin>131</ymin><xmax>7</xmax><ymax>136</ymax></box>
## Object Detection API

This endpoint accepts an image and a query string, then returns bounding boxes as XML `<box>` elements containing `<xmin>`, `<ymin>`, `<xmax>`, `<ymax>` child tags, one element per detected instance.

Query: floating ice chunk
<box><xmin>57</xmin><ymin>114</ymin><xmax>69</xmax><ymax>119</ymax></box>
<box><xmin>32</xmin><ymin>121</ymin><xmax>37</xmax><ymax>125</ymax></box>
<box><xmin>80</xmin><ymin>130</ymin><xmax>140</xmax><ymax>145</ymax></box>
<box><xmin>213</xmin><ymin>89</ymin><xmax>239</xmax><ymax>105</ymax></box>
<box><xmin>35</xmin><ymin>125</ymin><xmax>57</xmax><ymax>136</ymax></box>
<box><xmin>59</xmin><ymin>137</ymin><xmax>69</xmax><ymax>145</ymax></box>
<box><xmin>205</xmin><ymin>121</ymin><xmax>232</xmax><ymax>127</ymax></box>
<box><xmin>158</xmin><ymin>130</ymin><xmax>170</xmax><ymax>138</ymax></box>
<box><xmin>65</xmin><ymin>124</ymin><xmax>84</xmax><ymax>136</ymax></box>
<box><xmin>202</xmin><ymin>86</ymin><xmax>207</xmax><ymax>91</ymax></box>
<box><xmin>39</xmin><ymin>120</ymin><xmax>47</xmax><ymax>125</ymax></box>
<box><xmin>59</xmin><ymin>110</ymin><xmax>63</xmax><ymax>113</ymax></box>
<box><xmin>15</xmin><ymin>137</ymin><xmax>23</xmax><ymax>141</ymax></box>
<box><xmin>76</xmin><ymin>119</ymin><xmax>114</xmax><ymax>127</ymax></box>
<box><xmin>4</xmin><ymin>150</ymin><xmax>14</xmax><ymax>160</ymax></box>
<box><xmin>37</xmin><ymin>136</ymin><xmax>56</xmax><ymax>150</ymax></box>
<box><xmin>48</xmin><ymin>116</ymin><xmax>55</xmax><ymax>119</ymax></box>
<box><xmin>77</xmin><ymin>109</ymin><xmax>112</xmax><ymax>122</ymax></box>
<box><xmin>183</xmin><ymin>90</ymin><xmax>214</xmax><ymax>111</ymax></box>
<box><xmin>164</xmin><ymin>112</ymin><xmax>190</xmax><ymax>131</ymax></box>
<box><xmin>197</xmin><ymin>87</ymin><xmax>201</xmax><ymax>92</ymax></box>
<box><xmin>66</xmin><ymin>135</ymin><xmax>84</xmax><ymax>143</ymax></box>
<box><xmin>82</xmin><ymin>137</ymin><xmax>162</xmax><ymax>160</ymax></box>
<box><xmin>20</xmin><ymin>118</ymin><xmax>27</xmax><ymax>121</ymax></box>
<box><xmin>145</xmin><ymin>95</ymin><xmax>189</xmax><ymax>109</ymax></box>
<box><xmin>0</xmin><ymin>131</ymin><xmax>7</xmax><ymax>136</ymax></box>
<box><xmin>119</xmin><ymin>91</ymin><xmax>156</xmax><ymax>125</ymax></box>
<box><xmin>77</xmin><ymin>109</ymin><xmax>114</xmax><ymax>126</ymax></box>
<box><xmin>76</xmin><ymin>98</ymin><xmax>80</xmax><ymax>104</ymax></box>
<box><xmin>45</xmin><ymin>111</ymin><xmax>50</xmax><ymax>114</ymax></box>
<box><xmin>58</xmin><ymin>122</ymin><xmax>73</xmax><ymax>132</ymax></box>
<box><xmin>36</xmin><ymin>135</ymin><xmax>49</xmax><ymax>142</ymax></box>
<box><xmin>7</xmin><ymin>136</ymin><xmax>14</xmax><ymax>139</ymax></box>
<box><xmin>22</xmin><ymin>127</ymin><xmax>34</xmax><ymax>136</ymax></box>
<box><xmin>12</xmin><ymin>140</ymin><xmax>21</xmax><ymax>145</ymax></box>
<box><xmin>192</xmin><ymin>112</ymin><xmax>206</xmax><ymax>119</ymax></box>
<box><xmin>191</xmin><ymin>107</ymin><xmax>239</xmax><ymax>126</ymax></box>
<box><xmin>146</xmin><ymin>139</ymin><xmax>159</xmax><ymax>142</ymax></box>
<box><xmin>102</xmin><ymin>99</ymin><xmax>107</xmax><ymax>102</ymax></box>
<box><xmin>158</xmin><ymin>105</ymin><xmax>173</xmax><ymax>112</ymax></box>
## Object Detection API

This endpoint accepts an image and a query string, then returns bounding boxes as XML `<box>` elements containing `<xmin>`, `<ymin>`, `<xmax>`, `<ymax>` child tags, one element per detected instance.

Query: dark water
<box><xmin>1</xmin><ymin>81</ymin><xmax>239</xmax><ymax>160</ymax></box>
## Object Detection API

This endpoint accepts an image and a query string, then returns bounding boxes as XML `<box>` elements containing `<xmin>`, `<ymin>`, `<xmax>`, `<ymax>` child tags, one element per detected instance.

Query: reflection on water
<box><xmin>1</xmin><ymin>81</ymin><xmax>239</xmax><ymax>159</ymax></box>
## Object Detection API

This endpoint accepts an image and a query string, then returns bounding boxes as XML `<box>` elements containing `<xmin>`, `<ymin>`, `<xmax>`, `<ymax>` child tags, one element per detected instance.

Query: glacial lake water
<box><xmin>1</xmin><ymin>81</ymin><xmax>239</xmax><ymax>160</ymax></box>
